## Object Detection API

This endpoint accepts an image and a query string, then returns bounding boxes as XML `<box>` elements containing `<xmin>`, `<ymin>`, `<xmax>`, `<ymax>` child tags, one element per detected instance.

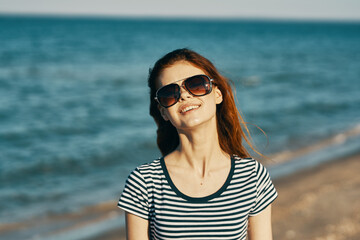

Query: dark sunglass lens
<box><xmin>157</xmin><ymin>84</ymin><xmax>180</xmax><ymax>107</ymax></box>
<box><xmin>185</xmin><ymin>75</ymin><xmax>211</xmax><ymax>96</ymax></box>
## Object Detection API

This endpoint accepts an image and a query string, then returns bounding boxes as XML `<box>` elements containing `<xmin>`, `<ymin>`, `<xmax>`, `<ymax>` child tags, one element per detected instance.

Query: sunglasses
<box><xmin>155</xmin><ymin>74</ymin><xmax>214</xmax><ymax>108</ymax></box>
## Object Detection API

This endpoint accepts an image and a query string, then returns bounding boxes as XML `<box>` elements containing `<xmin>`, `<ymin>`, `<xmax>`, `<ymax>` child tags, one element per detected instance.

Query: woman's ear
<box><xmin>215</xmin><ymin>87</ymin><xmax>223</xmax><ymax>104</ymax></box>
<box><xmin>158</xmin><ymin>105</ymin><xmax>169</xmax><ymax>121</ymax></box>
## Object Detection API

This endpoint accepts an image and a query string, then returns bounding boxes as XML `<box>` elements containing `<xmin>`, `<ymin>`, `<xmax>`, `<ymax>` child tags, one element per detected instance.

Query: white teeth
<box><xmin>181</xmin><ymin>105</ymin><xmax>200</xmax><ymax>113</ymax></box>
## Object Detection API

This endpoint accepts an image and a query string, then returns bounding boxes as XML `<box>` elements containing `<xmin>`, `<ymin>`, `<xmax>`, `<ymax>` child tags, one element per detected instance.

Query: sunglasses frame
<box><xmin>154</xmin><ymin>74</ymin><xmax>214</xmax><ymax>108</ymax></box>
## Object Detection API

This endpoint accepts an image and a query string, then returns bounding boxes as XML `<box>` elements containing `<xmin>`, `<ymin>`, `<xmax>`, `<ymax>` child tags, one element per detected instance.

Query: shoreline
<box><xmin>89</xmin><ymin>151</ymin><xmax>360</xmax><ymax>240</ymax></box>
<box><xmin>1</xmin><ymin>151</ymin><xmax>359</xmax><ymax>239</ymax></box>
<box><xmin>85</xmin><ymin>151</ymin><xmax>360</xmax><ymax>240</ymax></box>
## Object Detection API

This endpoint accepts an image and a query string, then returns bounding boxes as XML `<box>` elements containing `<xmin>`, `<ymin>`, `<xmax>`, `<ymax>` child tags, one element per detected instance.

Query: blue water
<box><xmin>0</xmin><ymin>16</ymin><xmax>360</xmax><ymax>224</ymax></box>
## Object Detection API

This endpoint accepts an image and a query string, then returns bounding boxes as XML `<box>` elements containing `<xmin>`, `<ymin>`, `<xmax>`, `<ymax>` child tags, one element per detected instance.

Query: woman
<box><xmin>118</xmin><ymin>48</ymin><xmax>278</xmax><ymax>240</ymax></box>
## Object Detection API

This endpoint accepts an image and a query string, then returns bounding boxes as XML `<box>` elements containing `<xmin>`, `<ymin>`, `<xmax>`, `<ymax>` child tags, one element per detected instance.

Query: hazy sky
<box><xmin>0</xmin><ymin>0</ymin><xmax>359</xmax><ymax>20</ymax></box>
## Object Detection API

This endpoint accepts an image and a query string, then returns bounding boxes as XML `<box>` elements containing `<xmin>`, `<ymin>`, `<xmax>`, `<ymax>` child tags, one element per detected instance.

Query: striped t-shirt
<box><xmin>118</xmin><ymin>156</ymin><xmax>278</xmax><ymax>240</ymax></box>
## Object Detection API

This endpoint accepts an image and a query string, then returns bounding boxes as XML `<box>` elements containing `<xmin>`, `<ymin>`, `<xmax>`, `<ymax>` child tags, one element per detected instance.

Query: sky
<box><xmin>0</xmin><ymin>0</ymin><xmax>359</xmax><ymax>21</ymax></box>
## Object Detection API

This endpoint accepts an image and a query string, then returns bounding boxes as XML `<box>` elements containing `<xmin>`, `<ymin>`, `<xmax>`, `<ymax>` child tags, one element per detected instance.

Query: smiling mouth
<box><xmin>180</xmin><ymin>105</ymin><xmax>200</xmax><ymax>113</ymax></box>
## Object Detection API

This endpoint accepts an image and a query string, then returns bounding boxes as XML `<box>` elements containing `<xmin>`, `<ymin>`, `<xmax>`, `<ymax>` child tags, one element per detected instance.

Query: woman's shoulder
<box><xmin>232</xmin><ymin>155</ymin><xmax>256</xmax><ymax>164</ymax></box>
<box><xmin>136</xmin><ymin>158</ymin><xmax>162</xmax><ymax>169</ymax></box>
<box><xmin>128</xmin><ymin>158</ymin><xmax>163</xmax><ymax>177</ymax></box>
<box><xmin>232</xmin><ymin>155</ymin><xmax>265</xmax><ymax>173</ymax></box>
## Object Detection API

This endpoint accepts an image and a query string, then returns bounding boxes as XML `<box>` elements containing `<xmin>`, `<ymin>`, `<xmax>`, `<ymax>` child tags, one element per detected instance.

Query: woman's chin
<box><xmin>177</xmin><ymin>116</ymin><xmax>217</xmax><ymax>131</ymax></box>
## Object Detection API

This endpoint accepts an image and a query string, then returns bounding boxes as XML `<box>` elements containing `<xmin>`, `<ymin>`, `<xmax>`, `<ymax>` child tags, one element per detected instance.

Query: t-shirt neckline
<box><xmin>160</xmin><ymin>156</ymin><xmax>235</xmax><ymax>203</ymax></box>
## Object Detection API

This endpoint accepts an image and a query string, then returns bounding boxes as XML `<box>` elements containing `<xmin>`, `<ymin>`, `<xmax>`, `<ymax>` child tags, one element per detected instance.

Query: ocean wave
<box><xmin>269</xmin><ymin>123</ymin><xmax>360</xmax><ymax>164</ymax></box>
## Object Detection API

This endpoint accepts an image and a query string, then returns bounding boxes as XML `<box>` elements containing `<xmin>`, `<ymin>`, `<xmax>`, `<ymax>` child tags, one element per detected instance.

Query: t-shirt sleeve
<box><xmin>249</xmin><ymin>160</ymin><xmax>278</xmax><ymax>216</ymax></box>
<box><xmin>117</xmin><ymin>167</ymin><xmax>149</xmax><ymax>220</ymax></box>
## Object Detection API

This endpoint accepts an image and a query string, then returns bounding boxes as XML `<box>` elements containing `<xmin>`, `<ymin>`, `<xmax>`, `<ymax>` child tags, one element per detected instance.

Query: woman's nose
<box><xmin>179</xmin><ymin>85</ymin><xmax>192</xmax><ymax>100</ymax></box>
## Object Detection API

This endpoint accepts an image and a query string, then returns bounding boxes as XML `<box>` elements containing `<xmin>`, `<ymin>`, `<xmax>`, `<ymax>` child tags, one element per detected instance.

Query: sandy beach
<box><xmin>89</xmin><ymin>152</ymin><xmax>360</xmax><ymax>240</ymax></box>
<box><xmin>1</xmin><ymin>152</ymin><xmax>359</xmax><ymax>240</ymax></box>
<box><xmin>272</xmin><ymin>153</ymin><xmax>360</xmax><ymax>240</ymax></box>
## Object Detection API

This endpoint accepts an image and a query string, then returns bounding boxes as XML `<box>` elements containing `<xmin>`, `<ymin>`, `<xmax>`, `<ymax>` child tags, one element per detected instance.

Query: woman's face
<box><xmin>157</xmin><ymin>61</ymin><xmax>223</xmax><ymax>131</ymax></box>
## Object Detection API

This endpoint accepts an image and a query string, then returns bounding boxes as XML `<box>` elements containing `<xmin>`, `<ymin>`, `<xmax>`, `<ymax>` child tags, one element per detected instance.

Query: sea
<box><xmin>0</xmin><ymin>15</ymin><xmax>359</xmax><ymax>238</ymax></box>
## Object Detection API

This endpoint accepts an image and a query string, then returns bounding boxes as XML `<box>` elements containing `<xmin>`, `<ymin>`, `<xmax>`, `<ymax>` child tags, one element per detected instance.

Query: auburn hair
<box><xmin>148</xmin><ymin>48</ymin><xmax>262</xmax><ymax>158</ymax></box>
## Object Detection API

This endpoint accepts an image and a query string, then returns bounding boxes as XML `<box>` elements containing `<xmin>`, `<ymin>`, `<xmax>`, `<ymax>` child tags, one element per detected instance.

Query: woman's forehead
<box><xmin>157</xmin><ymin>62</ymin><xmax>206</xmax><ymax>87</ymax></box>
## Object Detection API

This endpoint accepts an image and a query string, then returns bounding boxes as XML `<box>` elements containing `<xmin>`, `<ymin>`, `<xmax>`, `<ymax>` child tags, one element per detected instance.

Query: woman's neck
<box><xmin>172</xmin><ymin>120</ymin><xmax>229</xmax><ymax>177</ymax></box>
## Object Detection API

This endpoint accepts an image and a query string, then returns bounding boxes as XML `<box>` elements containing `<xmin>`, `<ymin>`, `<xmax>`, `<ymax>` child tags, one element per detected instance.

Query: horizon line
<box><xmin>1</xmin><ymin>12</ymin><xmax>360</xmax><ymax>23</ymax></box>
